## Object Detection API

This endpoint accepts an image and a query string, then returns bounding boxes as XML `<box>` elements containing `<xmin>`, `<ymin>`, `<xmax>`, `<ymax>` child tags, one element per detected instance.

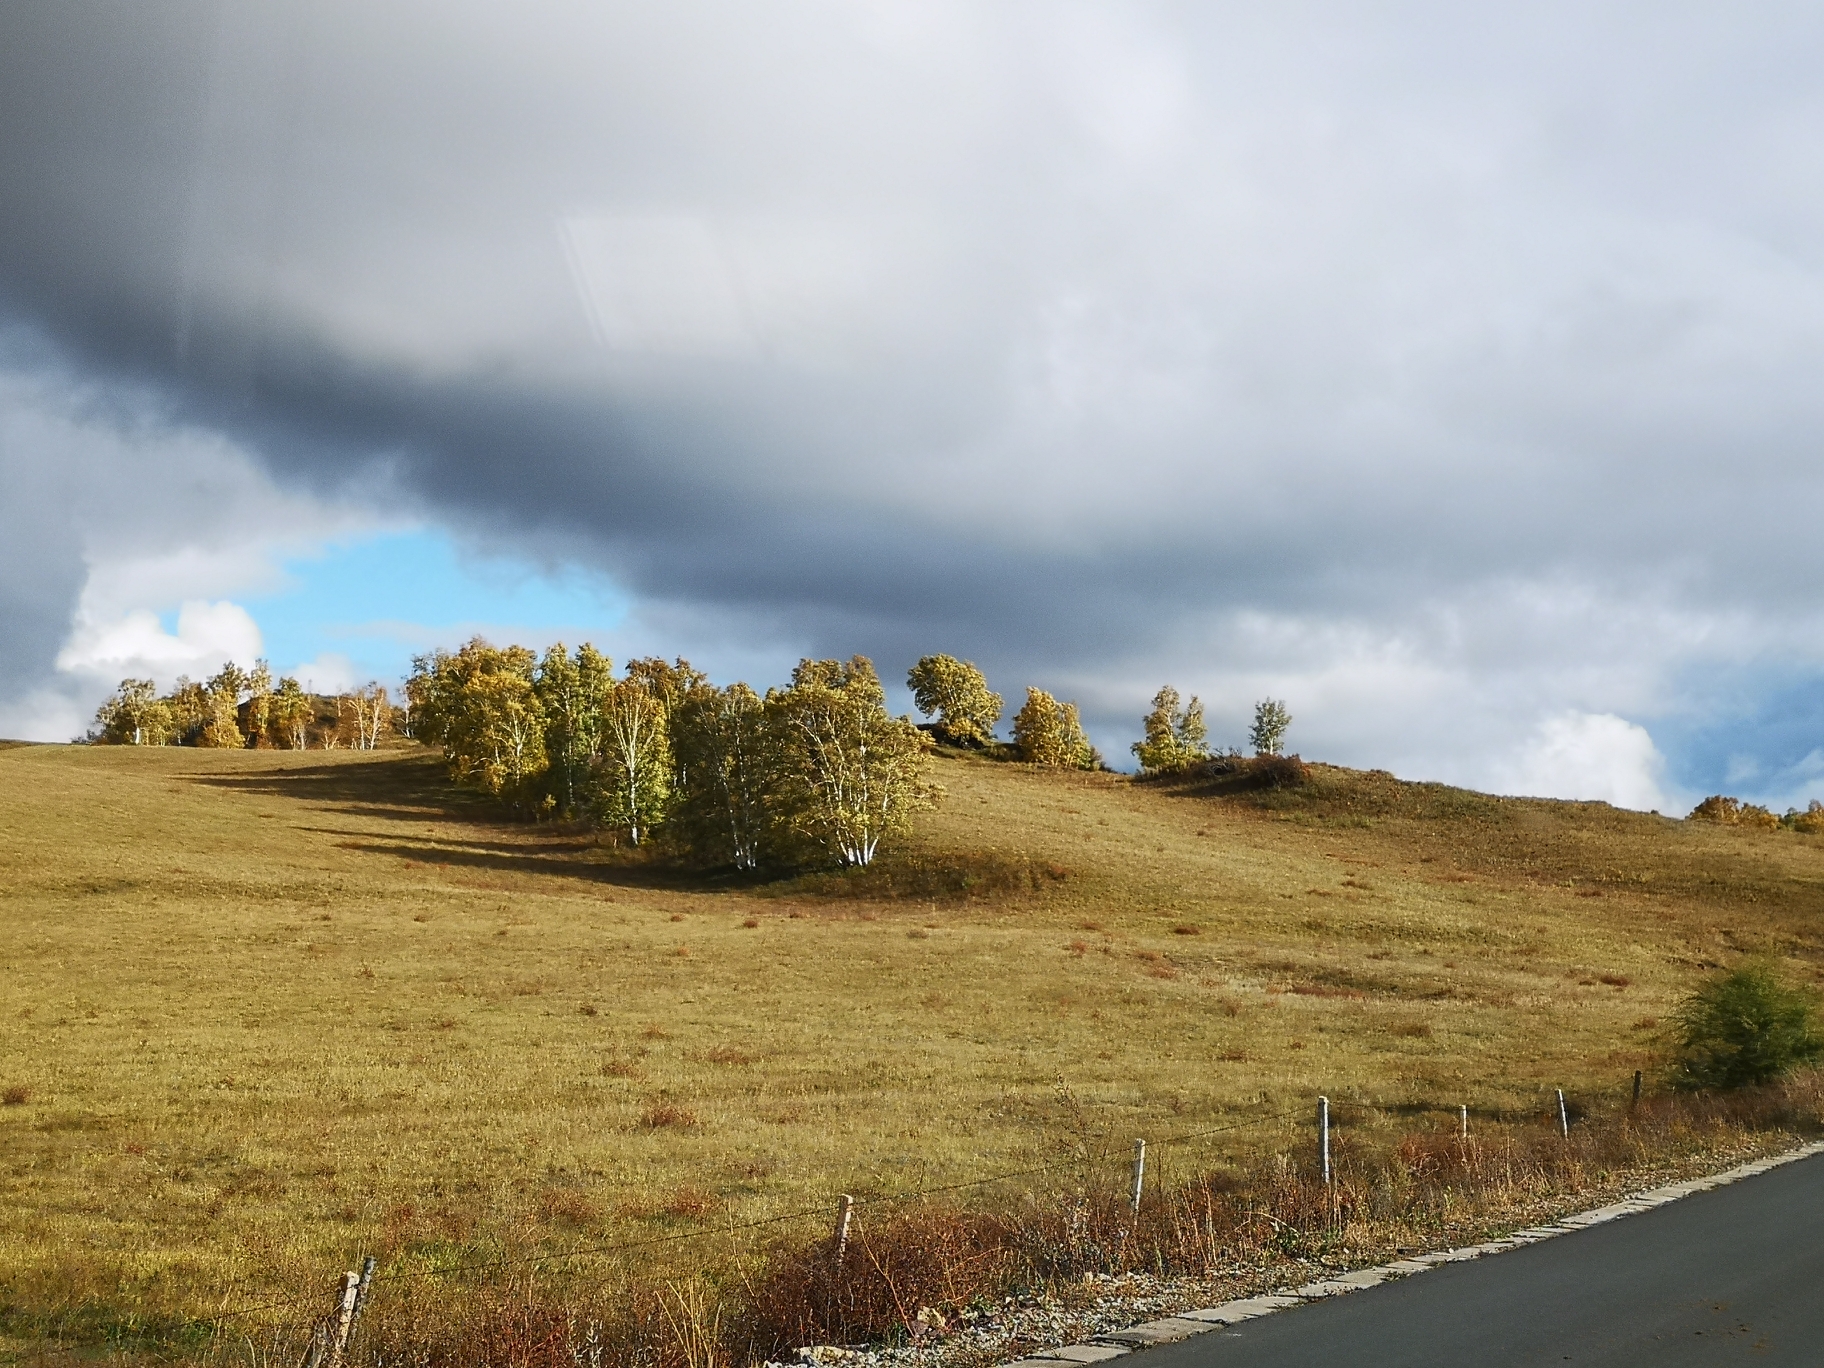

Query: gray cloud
<box><xmin>5</xmin><ymin>1</ymin><xmax>1824</xmax><ymax>796</ymax></box>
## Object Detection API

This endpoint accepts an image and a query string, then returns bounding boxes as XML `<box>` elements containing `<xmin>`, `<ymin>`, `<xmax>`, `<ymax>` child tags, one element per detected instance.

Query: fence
<box><xmin>13</xmin><ymin>1069</ymin><xmax>1811</xmax><ymax>1368</ymax></box>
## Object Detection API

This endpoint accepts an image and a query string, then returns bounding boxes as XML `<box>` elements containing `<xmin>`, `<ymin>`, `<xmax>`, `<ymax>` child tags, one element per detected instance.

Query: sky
<box><xmin>3</xmin><ymin>0</ymin><xmax>1824</xmax><ymax>814</ymax></box>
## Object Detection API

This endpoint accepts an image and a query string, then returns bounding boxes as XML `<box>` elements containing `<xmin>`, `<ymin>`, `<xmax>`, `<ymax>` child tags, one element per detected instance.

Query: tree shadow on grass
<box><xmin>188</xmin><ymin>754</ymin><xmax>759</xmax><ymax>893</ymax></box>
<box><xmin>347</xmin><ymin>838</ymin><xmax>632</xmax><ymax>885</ymax></box>
<box><xmin>187</xmin><ymin>752</ymin><xmax>1056</xmax><ymax>903</ymax></box>
<box><xmin>189</xmin><ymin>753</ymin><xmax>488</xmax><ymax>823</ymax></box>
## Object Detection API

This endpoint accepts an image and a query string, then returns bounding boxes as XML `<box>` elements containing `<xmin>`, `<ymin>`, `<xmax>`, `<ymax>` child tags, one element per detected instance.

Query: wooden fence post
<box><xmin>1459</xmin><ymin>1104</ymin><xmax>1468</xmax><ymax>1141</ymax></box>
<box><xmin>831</xmin><ymin>1194</ymin><xmax>854</xmax><ymax>1270</ymax></box>
<box><xmin>1318</xmin><ymin>1096</ymin><xmax>1331</xmax><ymax>1185</ymax></box>
<box><xmin>1631</xmin><ymin>1070</ymin><xmax>1642</xmax><ymax>1111</ymax></box>
<box><xmin>343</xmin><ymin>1257</ymin><xmax>376</xmax><ymax>1357</ymax></box>
<box><xmin>1129</xmin><ymin>1139</ymin><xmax>1146</xmax><ymax>1216</ymax></box>
<box><xmin>316</xmin><ymin>1271</ymin><xmax>360</xmax><ymax>1368</ymax></box>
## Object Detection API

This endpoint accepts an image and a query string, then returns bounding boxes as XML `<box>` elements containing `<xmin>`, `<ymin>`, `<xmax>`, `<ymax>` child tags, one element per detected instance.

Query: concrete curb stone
<box><xmin>999</xmin><ymin>1138</ymin><xmax>1824</xmax><ymax>1367</ymax></box>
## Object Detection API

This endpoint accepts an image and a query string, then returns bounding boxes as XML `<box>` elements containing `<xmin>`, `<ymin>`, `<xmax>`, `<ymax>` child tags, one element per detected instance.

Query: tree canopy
<box><xmin>1012</xmin><ymin>687</ymin><xmax>1097</xmax><ymax>769</ymax></box>
<box><xmin>89</xmin><ymin>663</ymin><xmax>388</xmax><ymax>751</ymax></box>
<box><xmin>1249</xmin><ymin>697</ymin><xmax>1292</xmax><ymax>757</ymax></box>
<box><xmin>404</xmin><ymin>642</ymin><xmax>938</xmax><ymax>868</ymax></box>
<box><xmin>906</xmin><ymin>654</ymin><xmax>1002</xmax><ymax>747</ymax></box>
<box><xmin>1131</xmin><ymin>685</ymin><xmax>1209</xmax><ymax>774</ymax></box>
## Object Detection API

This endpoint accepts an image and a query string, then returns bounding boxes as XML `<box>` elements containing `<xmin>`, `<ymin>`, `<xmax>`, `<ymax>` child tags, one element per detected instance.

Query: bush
<box><xmin>1249</xmin><ymin>754</ymin><xmax>1311</xmax><ymax>789</ymax></box>
<box><xmin>1783</xmin><ymin>800</ymin><xmax>1824</xmax><ymax>835</ymax></box>
<box><xmin>1670</xmin><ymin>962</ymin><xmax>1823</xmax><ymax>1090</ymax></box>
<box><xmin>1688</xmin><ymin>795</ymin><xmax>1780</xmax><ymax>830</ymax></box>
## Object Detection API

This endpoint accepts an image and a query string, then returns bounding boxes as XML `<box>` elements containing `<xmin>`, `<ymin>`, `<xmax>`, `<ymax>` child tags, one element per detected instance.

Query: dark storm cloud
<box><xmin>6</xmin><ymin>1</ymin><xmax>1824</xmax><ymax>793</ymax></box>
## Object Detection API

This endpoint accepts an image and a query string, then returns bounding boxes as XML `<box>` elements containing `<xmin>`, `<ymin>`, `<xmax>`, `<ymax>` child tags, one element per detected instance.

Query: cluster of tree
<box><xmin>1129</xmin><ymin>690</ymin><xmax>1293</xmax><ymax>775</ymax></box>
<box><xmin>1689</xmin><ymin>794</ymin><xmax>1824</xmax><ymax>834</ymax></box>
<box><xmin>90</xmin><ymin>663</ymin><xmax>397</xmax><ymax>751</ymax></box>
<box><xmin>904</xmin><ymin>653</ymin><xmax>1101</xmax><ymax>770</ymax></box>
<box><xmin>405</xmin><ymin>640</ymin><xmax>939</xmax><ymax>869</ymax></box>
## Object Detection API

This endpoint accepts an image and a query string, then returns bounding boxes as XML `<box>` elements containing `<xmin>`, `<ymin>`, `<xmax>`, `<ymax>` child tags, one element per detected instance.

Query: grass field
<box><xmin>4</xmin><ymin>741</ymin><xmax>1824</xmax><ymax>1356</ymax></box>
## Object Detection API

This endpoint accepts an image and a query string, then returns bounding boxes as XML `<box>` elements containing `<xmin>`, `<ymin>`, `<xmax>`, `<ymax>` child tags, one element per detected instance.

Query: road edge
<box><xmin>998</xmin><ymin>1137</ymin><xmax>1824</xmax><ymax>1367</ymax></box>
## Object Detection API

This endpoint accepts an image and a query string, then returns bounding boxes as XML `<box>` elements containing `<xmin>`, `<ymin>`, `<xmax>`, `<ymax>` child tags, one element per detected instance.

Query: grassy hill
<box><xmin>3</xmin><ymin>742</ymin><xmax>1822</xmax><ymax>1354</ymax></box>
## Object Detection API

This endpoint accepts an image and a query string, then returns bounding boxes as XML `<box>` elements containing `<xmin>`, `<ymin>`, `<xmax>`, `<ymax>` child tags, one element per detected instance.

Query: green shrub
<box><xmin>1670</xmin><ymin>962</ymin><xmax>1823</xmax><ymax>1090</ymax></box>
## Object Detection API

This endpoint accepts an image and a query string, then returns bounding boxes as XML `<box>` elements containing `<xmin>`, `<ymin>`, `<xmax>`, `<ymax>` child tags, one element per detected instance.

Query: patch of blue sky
<box><xmin>230</xmin><ymin>527</ymin><xmax>633</xmax><ymax>687</ymax></box>
<box><xmin>1652</xmin><ymin>664</ymin><xmax>1824</xmax><ymax>810</ymax></box>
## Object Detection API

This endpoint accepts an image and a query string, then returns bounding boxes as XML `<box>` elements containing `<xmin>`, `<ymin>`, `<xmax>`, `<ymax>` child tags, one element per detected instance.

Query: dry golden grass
<box><xmin>3</xmin><ymin>742</ymin><xmax>1823</xmax><ymax>1359</ymax></box>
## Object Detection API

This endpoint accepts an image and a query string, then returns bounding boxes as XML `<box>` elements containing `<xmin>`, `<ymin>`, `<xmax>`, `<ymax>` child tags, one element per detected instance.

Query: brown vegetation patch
<box><xmin>638</xmin><ymin>1100</ymin><xmax>702</xmax><ymax>1130</ymax></box>
<box><xmin>2</xmin><ymin>1085</ymin><xmax>29</xmax><ymax>1106</ymax></box>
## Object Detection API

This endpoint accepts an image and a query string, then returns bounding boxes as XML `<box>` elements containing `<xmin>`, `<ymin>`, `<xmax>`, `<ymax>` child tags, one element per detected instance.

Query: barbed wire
<box><xmin>1</xmin><ymin>1080</ymin><xmax>1653</xmax><ymax>1360</ymax></box>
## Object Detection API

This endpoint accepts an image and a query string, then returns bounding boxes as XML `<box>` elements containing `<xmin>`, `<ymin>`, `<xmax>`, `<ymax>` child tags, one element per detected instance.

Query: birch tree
<box><xmin>1012</xmin><ymin>687</ymin><xmax>1096</xmax><ymax>769</ymax></box>
<box><xmin>243</xmin><ymin>661</ymin><xmax>273</xmax><ymax>748</ymax></box>
<box><xmin>906</xmin><ymin>654</ymin><xmax>1002</xmax><ymax>746</ymax></box>
<box><xmin>1131</xmin><ymin>685</ymin><xmax>1209</xmax><ymax>774</ymax></box>
<box><xmin>671</xmin><ymin>682</ymin><xmax>772</xmax><ymax>869</ymax></box>
<box><xmin>199</xmin><ymin>663</ymin><xmax>248</xmax><ymax>748</ymax></box>
<box><xmin>349</xmin><ymin>683</ymin><xmax>392</xmax><ymax>750</ymax></box>
<box><xmin>534</xmin><ymin>643</ymin><xmax>613</xmax><ymax>819</ymax></box>
<box><xmin>464</xmin><ymin>669</ymin><xmax>547</xmax><ymax>801</ymax></box>
<box><xmin>593</xmin><ymin>673</ymin><xmax>671</xmax><ymax>844</ymax></box>
<box><xmin>270</xmin><ymin>677</ymin><xmax>312</xmax><ymax>748</ymax></box>
<box><xmin>1249</xmin><ymin>698</ymin><xmax>1292</xmax><ymax>757</ymax></box>
<box><xmin>166</xmin><ymin>677</ymin><xmax>209</xmax><ymax>745</ymax></box>
<box><xmin>623</xmin><ymin>656</ymin><xmax>709</xmax><ymax>794</ymax></box>
<box><xmin>407</xmin><ymin>639</ymin><xmax>548</xmax><ymax>806</ymax></box>
<box><xmin>92</xmin><ymin>679</ymin><xmax>172</xmax><ymax>745</ymax></box>
<box><xmin>766</xmin><ymin>656</ymin><xmax>936</xmax><ymax>867</ymax></box>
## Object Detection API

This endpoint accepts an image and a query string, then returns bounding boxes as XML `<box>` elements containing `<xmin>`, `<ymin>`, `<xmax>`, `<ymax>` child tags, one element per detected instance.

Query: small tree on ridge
<box><xmin>906</xmin><ymin>654</ymin><xmax>1003</xmax><ymax>747</ymax></box>
<box><xmin>1249</xmin><ymin>698</ymin><xmax>1291</xmax><ymax>757</ymax></box>
<box><xmin>1013</xmin><ymin>688</ymin><xmax>1096</xmax><ymax>769</ymax></box>
<box><xmin>1132</xmin><ymin>685</ymin><xmax>1209</xmax><ymax>774</ymax></box>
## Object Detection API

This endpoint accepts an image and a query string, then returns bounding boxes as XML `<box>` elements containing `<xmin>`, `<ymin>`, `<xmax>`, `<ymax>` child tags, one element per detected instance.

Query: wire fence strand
<box><xmin>2</xmin><ymin>1081</ymin><xmax>1669</xmax><ymax>1364</ymax></box>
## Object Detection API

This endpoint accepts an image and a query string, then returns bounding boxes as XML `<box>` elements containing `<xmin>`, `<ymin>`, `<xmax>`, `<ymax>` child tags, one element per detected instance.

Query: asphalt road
<box><xmin>1147</xmin><ymin>1152</ymin><xmax>1824</xmax><ymax>1367</ymax></box>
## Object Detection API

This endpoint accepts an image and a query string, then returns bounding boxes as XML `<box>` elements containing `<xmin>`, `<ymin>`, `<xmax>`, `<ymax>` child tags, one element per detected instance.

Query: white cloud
<box><xmin>57</xmin><ymin>601</ymin><xmax>263</xmax><ymax>687</ymax></box>
<box><xmin>0</xmin><ymin>353</ymin><xmax>380</xmax><ymax>736</ymax></box>
<box><xmin>285</xmin><ymin>653</ymin><xmax>359</xmax><ymax>695</ymax></box>
<box><xmin>8</xmin><ymin>4</ymin><xmax>1824</xmax><ymax>796</ymax></box>
<box><xmin>0</xmin><ymin>686</ymin><xmax>85</xmax><ymax>745</ymax></box>
<box><xmin>1491</xmin><ymin>712</ymin><xmax>1670</xmax><ymax>813</ymax></box>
